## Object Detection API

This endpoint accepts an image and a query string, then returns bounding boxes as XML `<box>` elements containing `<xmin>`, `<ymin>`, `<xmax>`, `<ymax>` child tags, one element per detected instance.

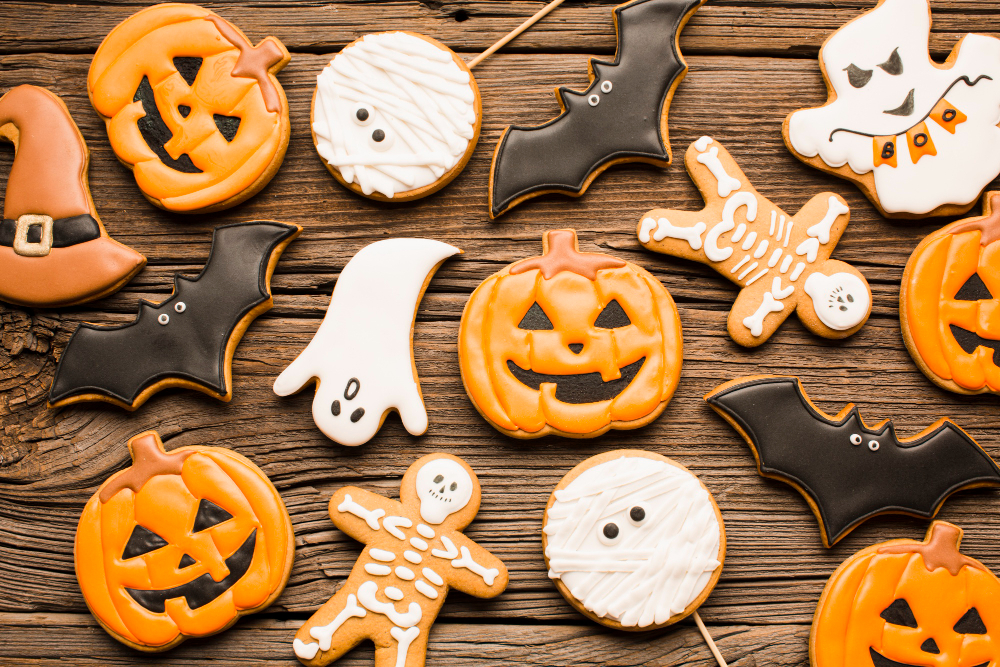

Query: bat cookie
<box><xmin>274</xmin><ymin>239</ymin><xmax>461</xmax><ymax>447</ymax></box>
<box><xmin>75</xmin><ymin>430</ymin><xmax>294</xmax><ymax>652</ymax></box>
<box><xmin>901</xmin><ymin>192</ymin><xmax>1000</xmax><ymax>396</ymax></box>
<box><xmin>292</xmin><ymin>453</ymin><xmax>507</xmax><ymax>667</ymax></box>
<box><xmin>89</xmin><ymin>3</ymin><xmax>291</xmax><ymax>213</ymax></box>
<box><xmin>459</xmin><ymin>229</ymin><xmax>682</xmax><ymax>439</ymax></box>
<box><xmin>811</xmin><ymin>521</ymin><xmax>1000</xmax><ymax>667</ymax></box>
<box><xmin>543</xmin><ymin>450</ymin><xmax>725</xmax><ymax>631</ymax></box>
<box><xmin>0</xmin><ymin>85</ymin><xmax>145</xmax><ymax>308</ymax></box>
<box><xmin>489</xmin><ymin>0</ymin><xmax>705</xmax><ymax>219</ymax></box>
<box><xmin>638</xmin><ymin>137</ymin><xmax>872</xmax><ymax>347</ymax></box>
<box><xmin>784</xmin><ymin>0</ymin><xmax>1000</xmax><ymax>219</ymax></box>
<box><xmin>49</xmin><ymin>221</ymin><xmax>301</xmax><ymax>410</ymax></box>
<box><xmin>706</xmin><ymin>375</ymin><xmax>1000</xmax><ymax>547</ymax></box>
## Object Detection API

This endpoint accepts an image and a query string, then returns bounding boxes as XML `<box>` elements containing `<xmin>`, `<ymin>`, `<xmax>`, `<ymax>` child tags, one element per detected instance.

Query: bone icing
<box><xmin>771</xmin><ymin>277</ymin><xmax>795</xmax><ymax>300</ymax></box>
<box><xmin>777</xmin><ymin>215</ymin><xmax>785</xmax><ymax>240</ymax></box>
<box><xmin>304</xmin><ymin>593</ymin><xmax>367</xmax><ymax>653</ymax></box>
<box><xmin>808</xmin><ymin>197</ymin><xmax>850</xmax><ymax>244</ymax></box>
<box><xmin>339</xmin><ymin>494</ymin><xmax>385</xmax><ymax>529</ymax></box>
<box><xmin>770</xmin><ymin>211</ymin><xmax>777</xmax><ymax>236</ymax></box>
<box><xmin>404</xmin><ymin>550</ymin><xmax>423</xmax><ymax>564</ymax></box>
<box><xmin>731</xmin><ymin>256</ymin><xmax>751</xmax><ymax>274</ymax></box>
<box><xmin>417</xmin><ymin>524</ymin><xmax>435</xmax><ymax>539</ymax></box>
<box><xmin>745</xmin><ymin>268</ymin><xmax>769</xmax><ymax>287</ymax></box>
<box><xmin>694</xmin><ymin>135</ymin><xmax>713</xmax><ymax>152</ymax></box>
<box><xmin>768</xmin><ymin>248</ymin><xmax>783</xmax><ymax>267</ymax></box>
<box><xmin>383</xmin><ymin>516</ymin><xmax>413</xmax><ymax>540</ymax></box>
<box><xmin>294</xmin><ymin>639</ymin><xmax>320</xmax><ymax>660</ymax></box>
<box><xmin>395</xmin><ymin>566</ymin><xmax>416</xmax><ymax>580</ymax></box>
<box><xmin>741</xmin><ymin>231</ymin><xmax>758</xmax><ymax>251</ymax></box>
<box><xmin>371</xmin><ymin>549</ymin><xmax>396</xmax><ymax>562</ymax></box>
<box><xmin>697</xmin><ymin>146</ymin><xmax>741</xmax><ymax>197</ymax></box>
<box><xmin>422</xmin><ymin>567</ymin><xmax>444</xmax><ymax>586</ymax></box>
<box><xmin>780</xmin><ymin>255</ymin><xmax>794</xmax><ymax>273</ymax></box>
<box><xmin>415</xmin><ymin>580</ymin><xmax>439</xmax><ymax>599</ymax></box>
<box><xmin>737</xmin><ymin>262</ymin><xmax>759</xmax><ymax>281</ymax></box>
<box><xmin>732</xmin><ymin>223</ymin><xmax>747</xmax><ymax>244</ymax></box>
<box><xmin>784</xmin><ymin>221</ymin><xmax>793</xmax><ymax>247</ymax></box>
<box><xmin>410</xmin><ymin>537</ymin><xmax>429</xmax><ymax>551</ymax></box>
<box><xmin>790</xmin><ymin>262</ymin><xmax>806</xmax><ymax>282</ymax></box>
<box><xmin>366</xmin><ymin>563</ymin><xmax>392</xmax><ymax>576</ymax></box>
<box><xmin>638</xmin><ymin>217</ymin><xmax>706</xmax><ymax>249</ymax></box>
<box><xmin>453</xmin><ymin>545</ymin><xmax>500</xmax><ymax>586</ymax></box>
<box><xmin>796</xmin><ymin>237</ymin><xmax>821</xmax><ymax>263</ymax></box>
<box><xmin>432</xmin><ymin>535</ymin><xmax>460</xmax><ymax>560</ymax></box>
<box><xmin>385</xmin><ymin>587</ymin><xmax>405</xmax><ymax>601</ymax></box>
<box><xmin>390</xmin><ymin>626</ymin><xmax>420</xmax><ymax>667</ymax></box>
<box><xmin>753</xmin><ymin>239</ymin><xmax>770</xmax><ymax>259</ymax></box>
<box><xmin>743</xmin><ymin>292</ymin><xmax>785</xmax><ymax>336</ymax></box>
<box><xmin>358</xmin><ymin>580</ymin><xmax>422</xmax><ymax>627</ymax></box>
<box><xmin>706</xmin><ymin>192</ymin><xmax>758</xmax><ymax>262</ymax></box>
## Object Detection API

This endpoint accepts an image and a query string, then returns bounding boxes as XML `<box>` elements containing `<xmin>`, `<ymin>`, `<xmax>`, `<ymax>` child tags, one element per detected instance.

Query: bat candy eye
<box><xmin>157</xmin><ymin>314</ymin><xmax>170</xmax><ymax>326</ymax></box>
<box><xmin>369</xmin><ymin>127</ymin><xmax>394</xmax><ymax>151</ymax></box>
<box><xmin>850</xmin><ymin>434</ymin><xmax>862</xmax><ymax>446</ymax></box>
<box><xmin>628</xmin><ymin>505</ymin><xmax>646</xmax><ymax>526</ymax></box>
<box><xmin>868</xmin><ymin>440</ymin><xmax>880</xmax><ymax>451</ymax></box>
<box><xmin>599</xmin><ymin>521</ymin><xmax>621</xmax><ymax>545</ymax></box>
<box><xmin>174</xmin><ymin>301</ymin><xmax>186</xmax><ymax>313</ymax></box>
<box><xmin>353</xmin><ymin>104</ymin><xmax>373</xmax><ymax>126</ymax></box>
<box><xmin>588</xmin><ymin>94</ymin><xmax>600</xmax><ymax>107</ymax></box>
<box><xmin>601</xmin><ymin>80</ymin><xmax>613</xmax><ymax>94</ymax></box>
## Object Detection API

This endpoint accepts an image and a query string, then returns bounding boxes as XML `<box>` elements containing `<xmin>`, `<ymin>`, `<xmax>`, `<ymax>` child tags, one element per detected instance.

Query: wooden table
<box><xmin>2</xmin><ymin>1</ymin><xmax>999</xmax><ymax>664</ymax></box>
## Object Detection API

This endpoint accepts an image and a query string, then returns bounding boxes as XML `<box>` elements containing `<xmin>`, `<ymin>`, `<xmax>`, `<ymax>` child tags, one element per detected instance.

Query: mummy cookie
<box><xmin>543</xmin><ymin>450</ymin><xmax>725</xmax><ymax>630</ymax></box>
<box><xmin>784</xmin><ymin>0</ymin><xmax>1000</xmax><ymax>219</ymax></box>
<box><xmin>312</xmin><ymin>32</ymin><xmax>481</xmax><ymax>201</ymax></box>
<box><xmin>489</xmin><ymin>0</ymin><xmax>704</xmax><ymax>219</ymax></box>
<box><xmin>274</xmin><ymin>239</ymin><xmax>461</xmax><ymax>447</ymax></box>
<box><xmin>0</xmin><ymin>85</ymin><xmax>146</xmax><ymax>307</ymax></box>
<box><xmin>638</xmin><ymin>137</ymin><xmax>872</xmax><ymax>347</ymax></box>
<box><xmin>459</xmin><ymin>229</ymin><xmax>682</xmax><ymax>439</ymax></box>
<box><xmin>89</xmin><ymin>4</ymin><xmax>291</xmax><ymax>213</ymax></box>
<box><xmin>811</xmin><ymin>522</ymin><xmax>1000</xmax><ymax>667</ymax></box>
<box><xmin>292</xmin><ymin>453</ymin><xmax>507</xmax><ymax>667</ymax></box>
<box><xmin>49</xmin><ymin>222</ymin><xmax>301</xmax><ymax>410</ymax></box>
<box><xmin>75</xmin><ymin>430</ymin><xmax>294</xmax><ymax>651</ymax></box>
<box><xmin>901</xmin><ymin>192</ymin><xmax>1000</xmax><ymax>396</ymax></box>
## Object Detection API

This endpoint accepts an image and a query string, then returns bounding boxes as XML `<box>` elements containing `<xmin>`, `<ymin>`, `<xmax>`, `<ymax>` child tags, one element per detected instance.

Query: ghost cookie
<box><xmin>89</xmin><ymin>3</ymin><xmax>291</xmax><ymax>213</ymax></box>
<box><xmin>312</xmin><ymin>32</ymin><xmax>481</xmax><ymax>202</ymax></box>
<box><xmin>784</xmin><ymin>0</ymin><xmax>1000</xmax><ymax>219</ymax></box>
<box><xmin>274</xmin><ymin>238</ymin><xmax>461</xmax><ymax>447</ymax></box>
<box><xmin>292</xmin><ymin>453</ymin><xmax>507</xmax><ymax>667</ymax></box>
<box><xmin>638</xmin><ymin>137</ymin><xmax>872</xmax><ymax>347</ymax></box>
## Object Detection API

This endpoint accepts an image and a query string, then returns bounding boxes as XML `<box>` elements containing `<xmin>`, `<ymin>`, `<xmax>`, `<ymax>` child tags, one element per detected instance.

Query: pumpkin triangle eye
<box><xmin>178</xmin><ymin>553</ymin><xmax>197</xmax><ymax>569</ymax></box>
<box><xmin>213</xmin><ymin>114</ymin><xmax>241</xmax><ymax>143</ymax></box>
<box><xmin>172</xmin><ymin>57</ymin><xmax>203</xmax><ymax>86</ymax></box>
<box><xmin>955</xmin><ymin>273</ymin><xmax>994</xmax><ymax>301</ymax></box>
<box><xmin>594</xmin><ymin>299</ymin><xmax>632</xmax><ymax>329</ymax></box>
<box><xmin>954</xmin><ymin>607</ymin><xmax>987</xmax><ymax>634</ymax></box>
<box><xmin>122</xmin><ymin>525</ymin><xmax>169</xmax><ymax>560</ymax></box>
<box><xmin>193</xmin><ymin>499</ymin><xmax>234</xmax><ymax>532</ymax></box>
<box><xmin>880</xmin><ymin>598</ymin><xmax>918</xmax><ymax>628</ymax></box>
<box><xmin>518</xmin><ymin>302</ymin><xmax>554</xmax><ymax>330</ymax></box>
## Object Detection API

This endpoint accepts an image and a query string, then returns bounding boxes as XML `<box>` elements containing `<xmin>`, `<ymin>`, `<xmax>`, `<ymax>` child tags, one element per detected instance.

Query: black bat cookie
<box><xmin>48</xmin><ymin>221</ymin><xmax>301</xmax><ymax>410</ymax></box>
<box><xmin>706</xmin><ymin>375</ymin><xmax>1000</xmax><ymax>547</ymax></box>
<box><xmin>488</xmin><ymin>0</ymin><xmax>704</xmax><ymax>219</ymax></box>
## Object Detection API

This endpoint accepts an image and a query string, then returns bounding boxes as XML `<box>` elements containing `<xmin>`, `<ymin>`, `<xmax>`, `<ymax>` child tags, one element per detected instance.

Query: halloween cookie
<box><xmin>312</xmin><ymin>32</ymin><xmax>481</xmax><ymax>202</ymax></box>
<box><xmin>784</xmin><ymin>0</ymin><xmax>1000</xmax><ymax>219</ymax></box>
<box><xmin>459</xmin><ymin>229</ymin><xmax>682</xmax><ymax>439</ymax></box>
<box><xmin>901</xmin><ymin>192</ymin><xmax>1000</xmax><ymax>396</ymax></box>
<box><xmin>292</xmin><ymin>453</ymin><xmax>507</xmax><ymax>667</ymax></box>
<box><xmin>75</xmin><ymin>430</ymin><xmax>294</xmax><ymax>652</ymax></box>
<box><xmin>274</xmin><ymin>239</ymin><xmax>461</xmax><ymax>447</ymax></box>
<box><xmin>707</xmin><ymin>375</ymin><xmax>1000</xmax><ymax>547</ymax></box>
<box><xmin>543</xmin><ymin>450</ymin><xmax>725</xmax><ymax>630</ymax></box>
<box><xmin>49</xmin><ymin>221</ymin><xmax>301</xmax><ymax>410</ymax></box>
<box><xmin>489</xmin><ymin>0</ymin><xmax>704</xmax><ymax>219</ymax></box>
<box><xmin>89</xmin><ymin>3</ymin><xmax>291</xmax><ymax>213</ymax></box>
<box><xmin>811</xmin><ymin>521</ymin><xmax>1000</xmax><ymax>667</ymax></box>
<box><xmin>638</xmin><ymin>137</ymin><xmax>872</xmax><ymax>347</ymax></box>
<box><xmin>0</xmin><ymin>85</ymin><xmax>145</xmax><ymax>307</ymax></box>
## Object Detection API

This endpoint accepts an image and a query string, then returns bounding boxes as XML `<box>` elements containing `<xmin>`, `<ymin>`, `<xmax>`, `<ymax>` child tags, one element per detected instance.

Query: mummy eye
<box><xmin>599</xmin><ymin>522</ymin><xmax>621</xmax><ymax>545</ymax></box>
<box><xmin>353</xmin><ymin>104</ymin><xmax>373</xmax><ymax>126</ymax></box>
<box><xmin>845</xmin><ymin>64</ymin><xmax>873</xmax><ymax>88</ymax></box>
<box><xmin>370</xmin><ymin>127</ymin><xmax>394</xmax><ymax>151</ymax></box>
<box><xmin>628</xmin><ymin>506</ymin><xmax>646</xmax><ymax>526</ymax></box>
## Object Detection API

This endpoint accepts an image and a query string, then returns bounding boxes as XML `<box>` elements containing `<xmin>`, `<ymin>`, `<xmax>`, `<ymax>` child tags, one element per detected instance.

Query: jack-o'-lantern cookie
<box><xmin>312</xmin><ymin>32</ymin><xmax>481</xmax><ymax>201</ymax></box>
<box><xmin>89</xmin><ymin>3</ymin><xmax>291</xmax><ymax>213</ymax></box>
<box><xmin>811</xmin><ymin>522</ymin><xmax>1000</xmax><ymax>667</ymax></box>
<box><xmin>901</xmin><ymin>193</ymin><xmax>1000</xmax><ymax>395</ymax></box>
<box><xmin>75</xmin><ymin>430</ymin><xmax>294</xmax><ymax>651</ymax></box>
<box><xmin>784</xmin><ymin>0</ymin><xmax>1000</xmax><ymax>219</ymax></box>
<box><xmin>459</xmin><ymin>229</ymin><xmax>682</xmax><ymax>439</ymax></box>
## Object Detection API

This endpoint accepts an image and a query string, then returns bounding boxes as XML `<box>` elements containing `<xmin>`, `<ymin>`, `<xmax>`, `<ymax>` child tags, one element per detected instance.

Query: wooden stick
<box><xmin>694</xmin><ymin>611</ymin><xmax>729</xmax><ymax>667</ymax></box>
<box><xmin>467</xmin><ymin>0</ymin><xmax>566</xmax><ymax>69</ymax></box>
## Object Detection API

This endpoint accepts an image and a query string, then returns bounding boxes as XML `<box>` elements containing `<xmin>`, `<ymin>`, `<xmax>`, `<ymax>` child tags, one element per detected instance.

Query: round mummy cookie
<box><xmin>543</xmin><ymin>450</ymin><xmax>725</xmax><ymax>631</ymax></box>
<box><xmin>311</xmin><ymin>31</ymin><xmax>481</xmax><ymax>201</ymax></box>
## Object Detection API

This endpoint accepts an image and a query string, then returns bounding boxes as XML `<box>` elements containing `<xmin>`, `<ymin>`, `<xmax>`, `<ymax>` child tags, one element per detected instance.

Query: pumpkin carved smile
<box><xmin>506</xmin><ymin>357</ymin><xmax>646</xmax><ymax>404</ymax></box>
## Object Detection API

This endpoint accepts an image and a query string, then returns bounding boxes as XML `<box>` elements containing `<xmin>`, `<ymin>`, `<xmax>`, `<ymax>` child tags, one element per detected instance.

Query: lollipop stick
<box><xmin>694</xmin><ymin>611</ymin><xmax>729</xmax><ymax>667</ymax></box>
<box><xmin>467</xmin><ymin>0</ymin><xmax>566</xmax><ymax>69</ymax></box>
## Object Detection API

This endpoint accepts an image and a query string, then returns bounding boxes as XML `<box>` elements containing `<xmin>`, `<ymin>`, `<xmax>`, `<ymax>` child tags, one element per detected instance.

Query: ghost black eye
<box><xmin>845</xmin><ymin>64</ymin><xmax>873</xmax><ymax>88</ymax></box>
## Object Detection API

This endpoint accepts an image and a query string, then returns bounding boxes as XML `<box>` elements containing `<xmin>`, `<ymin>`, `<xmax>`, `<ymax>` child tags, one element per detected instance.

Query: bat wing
<box><xmin>489</xmin><ymin>0</ymin><xmax>703</xmax><ymax>218</ymax></box>
<box><xmin>49</xmin><ymin>221</ymin><xmax>301</xmax><ymax>410</ymax></box>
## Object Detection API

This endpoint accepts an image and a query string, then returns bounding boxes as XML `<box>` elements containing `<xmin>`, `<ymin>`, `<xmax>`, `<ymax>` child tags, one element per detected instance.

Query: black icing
<box><xmin>954</xmin><ymin>607</ymin><xmax>988</xmax><ymax>634</ymax></box>
<box><xmin>192</xmin><ymin>499</ymin><xmax>234</xmax><ymax>532</ymax></box>
<box><xmin>594</xmin><ymin>299</ymin><xmax>632</xmax><ymax>329</ymax></box>
<box><xmin>122</xmin><ymin>525</ymin><xmax>169</xmax><ymax>560</ymax></box>
<box><xmin>506</xmin><ymin>357</ymin><xmax>645</xmax><ymax>404</ymax></box>
<box><xmin>919</xmin><ymin>639</ymin><xmax>940</xmax><ymax>655</ymax></box>
<box><xmin>350</xmin><ymin>408</ymin><xmax>365</xmax><ymax>423</ymax></box>
<box><xmin>178</xmin><ymin>105</ymin><xmax>191</xmax><ymax>118</ymax></box>
<box><xmin>881</xmin><ymin>599</ymin><xmax>918</xmax><ymax>628</ymax></box>
<box><xmin>955</xmin><ymin>273</ymin><xmax>993</xmax><ymax>301</ymax></box>
<box><xmin>913</xmin><ymin>132</ymin><xmax>928</xmax><ymax>148</ymax></box>
<box><xmin>332</xmin><ymin>400</ymin><xmax>341</xmax><ymax>416</ymax></box>
<box><xmin>345</xmin><ymin>378</ymin><xmax>360</xmax><ymax>400</ymax></box>
<box><xmin>133</xmin><ymin>76</ymin><xmax>203</xmax><ymax>174</ymax></box>
<box><xmin>49</xmin><ymin>222</ymin><xmax>300</xmax><ymax>406</ymax></box>
<box><xmin>884</xmin><ymin>89</ymin><xmax>916</xmax><ymax>117</ymax></box>
<box><xmin>949</xmin><ymin>324</ymin><xmax>1000</xmax><ymax>365</ymax></box>
<box><xmin>490</xmin><ymin>0</ymin><xmax>702</xmax><ymax>218</ymax></box>
<box><xmin>878</xmin><ymin>48</ymin><xmax>904</xmax><ymax>76</ymax></box>
<box><xmin>568</xmin><ymin>343</ymin><xmax>584</xmax><ymax>354</ymax></box>
<box><xmin>845</xmin><ymin>64</ymin><xmax>873</xmax><ymax>88</ymax></box>
<box><xmin>706</xmin><ymin>376</ymin><xmax>1000</xmax><ymax>546</ymax></box>
<box><xmin>881</xmin><ymin>141</ymin><xmax>896</xmax><ymax>160</ymax></box>
<box><xmin>172</xmin><ymin>57</ymin><xmax>203</xmax><ymax>87</ymax></box>
<box><xmin>518</xmin><ymin>303</ymin><xmax>554</xmax><ymax>331</ymax></box>
<box><xmin>213</xmin><ymin>114</ymin><xmax>241</xmax><ymax>143</ymax></box>
<box><xmin>0</xmin><ymin>214</ymin><xmax>100</xmax><ymax>249</ymax></box>
<box><xmin>178</xmin><ymin>553</ymin><xmax>197</xmax><ymax>569</ymax></box>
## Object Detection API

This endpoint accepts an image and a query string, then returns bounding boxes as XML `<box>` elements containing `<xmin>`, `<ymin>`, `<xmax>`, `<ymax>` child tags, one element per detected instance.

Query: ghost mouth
<box><xmin>506</xmin><ymin>358</ymin><xmax>645</xmax><ymax>404</ymax></box>
<box><xmin>883</xmin><ymin>89</ymin><xmax>915</xmax><ymax>117</ymax></box>
<box><xmin>949</xmin><ymin>324</ymin><xmax>1000</xmax><ymax>364</ymax></box>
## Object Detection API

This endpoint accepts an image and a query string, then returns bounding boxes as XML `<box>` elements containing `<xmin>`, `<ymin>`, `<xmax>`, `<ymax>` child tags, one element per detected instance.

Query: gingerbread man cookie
<box><xmin>638</xmin><ymin>137</ymin><xmax>872</xmax><ymax>347</ymax></box>
<box><xmin>293</xmin><ymin>454</ymin><xmax>508</xmax><ymax>667</ymax></box>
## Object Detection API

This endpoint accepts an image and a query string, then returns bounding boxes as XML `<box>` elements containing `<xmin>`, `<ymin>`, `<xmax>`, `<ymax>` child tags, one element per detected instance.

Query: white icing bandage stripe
<box><xmin>696</xmin><ymin>146</ymin><xmax>741</xmax><ymax>197</ymax></box>
<box><xmin>339</xmin><ymin>494</ymin><xmax>385</xmax><ymax>530</ymax></box>
<box><xmin>638</xmin><ymin>217</ymin><xmax>706</xmax><ymax>249</ymax></box>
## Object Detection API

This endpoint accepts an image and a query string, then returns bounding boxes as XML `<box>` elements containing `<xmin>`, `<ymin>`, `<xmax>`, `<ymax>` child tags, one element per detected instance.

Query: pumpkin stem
<box><xmin>950</xmin><ymin>192</ymin><xmax>1000</xmax><ymax>246</ymax></box>
<box><xmin>98</xmin><ymin>431</ymin><xmax>193</xmax><ymax>503</ymax></box>
<box><xmin>878</xmin><ymin>521</ymin><xmax>986</xmax><ymax>576</ymax></box>
<box><xmin>509</xmin><ymin>229</ymin><xmax>626</xmax><ymax>280</ymax></box>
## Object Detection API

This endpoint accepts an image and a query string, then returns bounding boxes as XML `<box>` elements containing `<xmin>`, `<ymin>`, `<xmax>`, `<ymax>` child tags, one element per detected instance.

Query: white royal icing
<box><xmin>804</xmin><ymin>271</ymin><xmax>870</xmax><ymax>330</ymax></box>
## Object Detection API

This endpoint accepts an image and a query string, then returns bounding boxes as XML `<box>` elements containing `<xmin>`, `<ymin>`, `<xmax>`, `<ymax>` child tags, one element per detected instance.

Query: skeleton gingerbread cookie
<box><xmin>784</xmin><ymin>0</ymin><xmax>1000</xmax><ymax>219</ymax></box>
<box><xmin>638</xmin><ymin>137</ymin><xmax>872</xmax><ymax>347</ymax></box>
<box><xmin>292</xmin><ymin>454</ymin><xmax>507</xmax><ymax>667</ymax></box>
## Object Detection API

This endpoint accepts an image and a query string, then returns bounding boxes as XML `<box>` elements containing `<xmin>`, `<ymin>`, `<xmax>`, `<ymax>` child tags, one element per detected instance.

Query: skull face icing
<box><xmin>416</xmin><ymin>458</ymin><xmax>473</xmax><ymax>525</ymax></box>
<box><xmin>786</xmin><ymin>0</ymin><xmax>1000</xmax><ymax>215</ymax></box>
<box><xmin>805</xmin><ymin>271</ymin><xmax>871</xmax><ymax>331</ymax></box>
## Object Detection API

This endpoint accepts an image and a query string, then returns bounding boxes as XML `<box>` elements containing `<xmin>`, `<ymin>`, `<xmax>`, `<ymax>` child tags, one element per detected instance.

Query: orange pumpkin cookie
<box><xmin>811</xmin><ymin>521</ymin><xmax>1000</xmax><ymax>667</ymax></box>
<box><xmin>75</xmin><ymin>430</ymin><xmax>294</xmax><ymax>652</ymax></box>
<box><xmin>901</xmin><ymin>192</ymin><xmax>1000</xmax><ymax>395</ymax></box>
<box><xmin>459</xmin><ymin>229</ymin><xmax>682</xmax><ymax>439</ymax></box>
<box><xmin>88</xmin><ymin>3</ymin><xmax>291</xmax><ymax>213</ymax></box>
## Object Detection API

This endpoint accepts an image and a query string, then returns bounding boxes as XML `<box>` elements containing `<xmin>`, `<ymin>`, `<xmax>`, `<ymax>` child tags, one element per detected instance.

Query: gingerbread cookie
<box><xmin>0</xmin><ymin>85</ymin><xmax>145</xmax><ymax>307</ymax></box>
<box><xmin>901</xmin><ymin>192</ymin><xmax>1000</xmax><ymax>396</ymax></box>
<box><xmin>292</xmin><ymin>453</ymin><xmax>507</xmax><ymax>667</ymax></box>
<box><xmin>489</xmin><ymin>0</ymin><xmax>704</xmax><ymax>219</ymax></box>
<box><xmin>312</xmin><ymin>32</ymin><xmax>481</xmax><ymax>202</ymax></box>
<box><xmin>811</xmin><ymin>521</ymin><xmax>1000</xmax><ymax>667</ymax></box>
<box><xmin>75</xmin><ymin>430</ymin><xmax>294</xmax><ymax>652</ymax></box>
<box><xmin>89</xmin><ymin>3</ymin><xmax>291</xmax><ymax>213</ymax></box>
<box><xmin>274</xmin><ymin>238</ymin><xmax>461</xmax><ymax>447</ymax></box>
<box><xmin>49</xmin><ymin>221</ymin><xmax>300</xmax><ymax>410</ymax></box>
<box><xmin>638</xmin><ymin>137</ymin><xmax>872</xmax><ymax>347</ymax></box>
<box><xmin>784</xmin><ymin>0</ymin><xmax>1000</xmax><ymax>219</ymax></box>
<box><xmin>707</xmin><ymin>375</ymin><xmax>1000</xmax><ymax>547</ymax></box>
<box><xmin>459</xmin><ymin>229</ymin><xmax>682</xmax><ymax>439</ymax></box>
